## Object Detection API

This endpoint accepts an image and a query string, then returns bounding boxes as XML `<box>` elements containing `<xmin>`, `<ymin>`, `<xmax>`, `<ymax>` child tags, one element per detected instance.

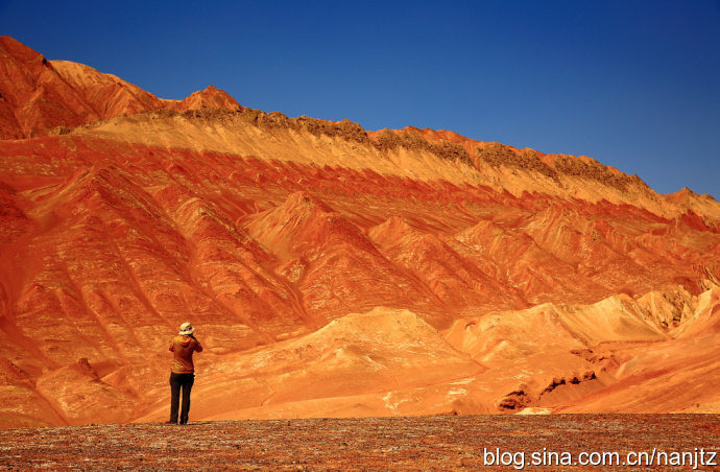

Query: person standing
<box><xmin>168</xmin><ymin>322</ymin><xmax>203</xmax><ymax>424</ymax></box>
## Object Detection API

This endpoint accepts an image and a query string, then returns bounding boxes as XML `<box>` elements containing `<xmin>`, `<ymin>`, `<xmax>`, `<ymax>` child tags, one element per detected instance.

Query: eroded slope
<box><xmin>1</xmin><ymin>37</ymin><xmax>720</xmax><ymax>427</ymax></box>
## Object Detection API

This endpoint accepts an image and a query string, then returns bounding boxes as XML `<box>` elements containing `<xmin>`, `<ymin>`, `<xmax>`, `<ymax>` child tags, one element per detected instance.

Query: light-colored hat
<box><xmin>179</xmin><ymin>322</ymin><xmax>195</xmax><ymax>336</ymax></box>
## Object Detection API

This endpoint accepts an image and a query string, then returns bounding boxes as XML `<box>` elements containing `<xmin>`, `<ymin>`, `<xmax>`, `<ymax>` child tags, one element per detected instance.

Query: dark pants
<box><xmin>169</xmin><ymin>372</ymin><xmax>195</xmax><ymax>424</ymax></box>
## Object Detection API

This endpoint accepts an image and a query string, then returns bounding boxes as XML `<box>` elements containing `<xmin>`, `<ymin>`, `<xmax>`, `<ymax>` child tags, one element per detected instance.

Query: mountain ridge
<box><xmin>0</xmin><ymin>35</ymin><xmax>242</xmax><ymax>140</ymax></box>
<box><xmin>2</xmin><ymin>36</ymin><xmax>717</xmax><ymax>223</ymax></box>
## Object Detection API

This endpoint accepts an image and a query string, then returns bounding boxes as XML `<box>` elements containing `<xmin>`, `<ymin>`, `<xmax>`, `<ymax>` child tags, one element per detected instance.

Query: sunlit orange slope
<box><xmin>1</xmin><ymin>37</ymin><xmax>719</xmax><ymax>428</ymax></box>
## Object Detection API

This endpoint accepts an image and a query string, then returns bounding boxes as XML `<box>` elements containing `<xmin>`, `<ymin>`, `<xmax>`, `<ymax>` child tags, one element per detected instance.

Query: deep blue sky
<box><xmin>2</xmin><ymin>1</ymin><xmax>719</xmax><ymax>199</ymax></box>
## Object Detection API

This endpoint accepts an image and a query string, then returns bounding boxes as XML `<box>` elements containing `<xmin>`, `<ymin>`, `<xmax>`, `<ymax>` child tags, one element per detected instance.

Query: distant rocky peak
<box><xmin>171</xmin><ymin>84</ymin><xmax>242</xmax><ymax>112</ymax></box>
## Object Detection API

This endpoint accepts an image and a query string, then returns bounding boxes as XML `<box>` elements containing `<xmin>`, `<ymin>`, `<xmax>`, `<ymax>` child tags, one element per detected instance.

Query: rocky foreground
<box><xmin>1</xmin><ymin>415</ymin><xmax>718</xmax><ymax>471</ymax></box>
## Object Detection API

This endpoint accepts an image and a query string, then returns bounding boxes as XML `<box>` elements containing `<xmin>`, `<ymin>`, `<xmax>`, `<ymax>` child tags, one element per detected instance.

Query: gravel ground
<box><xmin>0</xmin><ymin>414</ymin><xmax>718</xmax><ymax>471</ymax></box>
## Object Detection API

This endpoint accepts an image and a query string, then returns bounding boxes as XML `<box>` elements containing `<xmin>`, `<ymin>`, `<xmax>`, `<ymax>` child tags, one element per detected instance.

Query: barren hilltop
<box><xmin>1</xmin><ymin>35</ymin><xmax>720</xmax><ymax>429</ymax></box>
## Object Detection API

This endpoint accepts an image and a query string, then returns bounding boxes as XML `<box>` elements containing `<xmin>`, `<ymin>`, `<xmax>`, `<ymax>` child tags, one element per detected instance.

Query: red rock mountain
<box><xmin>1</xmin><ymin>36</ymin><xmax>720</xmax><ymax>428</ymax></box>
<box><xmin>0</xmin><ymin>36</ymin><xmax>240</xmax><ymax>139</ymax></box>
